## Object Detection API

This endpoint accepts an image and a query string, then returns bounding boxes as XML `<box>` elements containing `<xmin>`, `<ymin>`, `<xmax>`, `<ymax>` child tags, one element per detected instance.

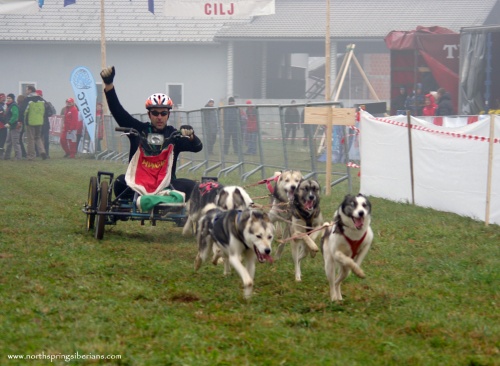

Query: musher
<box><xmin>100</xmin><ymin>66</ymin><xmax>203</xmax><ymax>200</ymax></box>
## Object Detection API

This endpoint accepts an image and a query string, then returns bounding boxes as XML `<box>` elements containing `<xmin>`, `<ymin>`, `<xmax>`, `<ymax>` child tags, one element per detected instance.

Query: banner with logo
<box><xmin>70</xmin><ymin>66</ymin><xmax>97</xmax><ymax>143</ymax></box>
<box><xmin>163</xmin><ymin>0</ymin><xmax>275</xmax><ymax>18</ymax></box>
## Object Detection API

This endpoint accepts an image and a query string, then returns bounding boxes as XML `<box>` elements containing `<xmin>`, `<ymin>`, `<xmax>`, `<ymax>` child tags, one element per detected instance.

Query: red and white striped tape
<box><xmin>373</xmin><ymin>116</ymin><xmax>500</xmax><ymax>144</ymax></box>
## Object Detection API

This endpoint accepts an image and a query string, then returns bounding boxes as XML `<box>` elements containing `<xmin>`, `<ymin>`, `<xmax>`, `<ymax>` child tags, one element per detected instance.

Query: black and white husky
<box><xmin>321</xmin><ymin>194</ymin><xmax>373</xmax><ymax>301</ymax></box>
<box><xmin>194</xmin><ymin>204</ymin><xmax>275</xmax><ymax>299</ymax></box>
<box><xmin>182</xmin><ymin>181</ymin><xmax>253</xmax><ymax>236</ymax></box>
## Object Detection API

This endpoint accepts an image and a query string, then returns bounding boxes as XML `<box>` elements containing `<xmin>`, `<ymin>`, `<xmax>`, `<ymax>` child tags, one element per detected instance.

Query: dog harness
<box><xmin>257</xmin><ymin>174</ymin><xmax>280</xmax><ymax>195</ymax></box>
<box><xmin>343</xmin><ymin>231</ymin><xmax>367</xmax><ymax>259</ymax></box>
<box><xmin>198</xmin><ymin>181</ymin><xmax>220</xmax><ymax>196</ymax></box>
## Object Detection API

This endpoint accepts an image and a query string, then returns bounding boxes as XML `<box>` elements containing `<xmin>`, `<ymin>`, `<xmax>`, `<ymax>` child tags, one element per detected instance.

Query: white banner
<box><xmin>70</xmin><ymin>66</ymin><xmax>97</xmax><ymax>144</ymax></box>
<box><xmin>360</xmin><ymin>112</ymin><xmax>500</xmax><ymax>225</ymax></box>
<box><xmin>163</xmin><ymin>0</ymin><xmax>275</xmax><ymax>18</ymax></box>
<box><xmin>0</xmin><ymin>0</ymin><xmax>38</xmax><ymax>14</ymax></box>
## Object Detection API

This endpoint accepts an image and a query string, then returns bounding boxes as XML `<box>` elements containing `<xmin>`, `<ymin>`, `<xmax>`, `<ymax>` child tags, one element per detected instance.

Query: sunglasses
<box><xmin>150</xmin><ymin>110</ymin><xmax>169</xmax><ymax>117</ymax></box>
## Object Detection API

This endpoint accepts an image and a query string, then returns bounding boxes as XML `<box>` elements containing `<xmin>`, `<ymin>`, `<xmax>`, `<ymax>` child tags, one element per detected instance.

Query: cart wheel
<box><xmin>95</xmin><ymin>180</ymin><xmax>109</xmax><ymax>240</ymax></box>
<box><xmin>86</xmin><ymin>176</ymin><xmax>98</xmax><ymax>231</ymax></box>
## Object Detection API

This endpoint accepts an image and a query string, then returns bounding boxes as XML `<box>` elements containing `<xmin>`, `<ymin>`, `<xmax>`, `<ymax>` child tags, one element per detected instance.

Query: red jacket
<box><xmin>246</xmin><ymin>107</ymin><xmax>257</xmax><ymax>132</ymax></box>
<box><xmin>422</xmin><ymin>94</ymin><xmax>437</xmax><ymax>116</ymax></box>
<box><xmin>63</xmin><ymin>105</ymin><xmax>80</xmax><ymax>130</ymax></box>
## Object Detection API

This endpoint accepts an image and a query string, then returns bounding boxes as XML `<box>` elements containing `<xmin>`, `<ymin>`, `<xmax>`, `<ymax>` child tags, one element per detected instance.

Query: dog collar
<box><xmin>343</xmin><ymin>231</ymin><xmax>367</xmax><ymax>259</ymax></box>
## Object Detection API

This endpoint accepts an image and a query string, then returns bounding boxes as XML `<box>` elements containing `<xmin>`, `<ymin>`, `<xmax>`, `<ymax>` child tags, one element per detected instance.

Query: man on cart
<box><xmin>100</xmin><ymin>66</ymin><xmax>203</xmax><ymax>201</ymax></box>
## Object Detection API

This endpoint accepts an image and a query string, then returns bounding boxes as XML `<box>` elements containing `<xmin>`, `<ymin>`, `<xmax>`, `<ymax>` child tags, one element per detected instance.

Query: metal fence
<box><xmin>95</xmin><ymin>102</ymin><xmax>358</xmax><ymax>192</ymax></box>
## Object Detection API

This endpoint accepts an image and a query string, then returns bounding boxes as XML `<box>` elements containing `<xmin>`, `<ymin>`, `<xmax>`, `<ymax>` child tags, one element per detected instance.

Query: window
<box><xmin>167</xmin><ymin>83</ymin><xmax>183</xmax><ymax>108</ymax></box>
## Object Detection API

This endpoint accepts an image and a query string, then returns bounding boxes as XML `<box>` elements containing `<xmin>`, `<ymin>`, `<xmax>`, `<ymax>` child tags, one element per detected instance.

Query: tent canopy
<box><xmin>385</xmin><ymin>26</ymin><xmax>460</xmax><ymax>114</ymax></box>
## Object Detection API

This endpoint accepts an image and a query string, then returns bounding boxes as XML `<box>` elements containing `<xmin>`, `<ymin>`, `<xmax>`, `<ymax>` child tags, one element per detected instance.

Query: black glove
<box><xmin>180</xmin><ymin>125</ymin><xmax>194</xmax><ymax>138</ymax></box>
<box><xmin>100</xmin><ymin>66</ymin><xmax>115</xmax><ymax>85</ymax></box>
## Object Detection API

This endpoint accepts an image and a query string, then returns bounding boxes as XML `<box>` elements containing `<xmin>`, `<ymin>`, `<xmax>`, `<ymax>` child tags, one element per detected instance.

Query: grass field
<box><xmin>0</xmin><ymin>148</ymin><xmax>498</xmax><ymax>366</ymax></box>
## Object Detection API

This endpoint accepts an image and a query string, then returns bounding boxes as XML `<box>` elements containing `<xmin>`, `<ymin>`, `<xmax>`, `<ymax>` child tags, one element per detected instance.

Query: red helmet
<box><xmin>66</xmin><ymin>98</ymin><xmax>74</xmax><ymax>103</ymax></box>
<box><xmin>145</xmin><ymin>93</ymin><xmax>173</xmax><ymax>110</ymax></box>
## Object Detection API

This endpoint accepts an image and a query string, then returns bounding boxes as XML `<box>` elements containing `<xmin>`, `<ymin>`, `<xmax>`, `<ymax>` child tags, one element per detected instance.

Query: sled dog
<box><xmin>194</xmin><ymin>205</ymin><xmax>274</xmax><ymax>299</ymax></box>
<box><xmin>288</xmin><ymin>178</ymin><xmax>323</xmax><ymax>282</ymax></box>
<box><xmin>321</xmin><ymin>194</ymin><xmax>373</xmax><ymax>301</ymax></box>
<box><xmin>182</xmin><ymin>181</ymin><xmax>253</xmax><ymax>235</ymax></box>
<box><xmin>268</xmin><ymin>170</ymin><xmax>303</xmax><ymax>258</ymax></box>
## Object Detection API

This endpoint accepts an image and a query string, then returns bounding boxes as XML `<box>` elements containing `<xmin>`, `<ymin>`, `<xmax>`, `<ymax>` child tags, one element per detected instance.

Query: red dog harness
<box><xmin>257</xmin><ymin>174</ymin><xmax>280</xmax><ymax>195</ymax></box>
<box><xmin>198</xmin><ymin>181</ymin><xmax>220</xmax><ymax>196</ymax></box>
<box><xmin>343</xmin><ymin>231</ymin><xmax>367</xmax><ymax>259</ymax></box>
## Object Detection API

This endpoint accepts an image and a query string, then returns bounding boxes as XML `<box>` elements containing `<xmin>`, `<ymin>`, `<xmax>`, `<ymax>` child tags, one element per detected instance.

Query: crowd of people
<box><xmin>392</xmin><ymin>82</ymin><xmax>454</xmax><ymax>117</ymax></box>
<box><xmin>0</xmin><ymin>86</ymin><xmax>103</xmax><ymax>161</ymax></box>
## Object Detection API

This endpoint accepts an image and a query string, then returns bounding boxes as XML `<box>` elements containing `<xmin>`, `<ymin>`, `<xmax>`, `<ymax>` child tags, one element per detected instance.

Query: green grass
<box><xmin>0</xmin><ymin>148</ymin><xmax>498</xmax><ymax>366</ymax></box>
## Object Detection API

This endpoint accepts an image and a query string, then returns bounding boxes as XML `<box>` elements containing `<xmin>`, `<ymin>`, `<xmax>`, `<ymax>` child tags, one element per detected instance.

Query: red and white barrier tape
<box><xmin>373</xmin><ymin>116</ymin><xmax>500</xmax><ymax>144</ymax></box>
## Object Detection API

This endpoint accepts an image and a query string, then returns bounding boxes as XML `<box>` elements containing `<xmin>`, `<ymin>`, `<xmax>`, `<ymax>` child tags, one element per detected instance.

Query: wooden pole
<box><xmin>352</xmin><ymin>53</ymin><xmax>380</xmax><ymax>101</ymax></box>
<box><xmin>407</xmin><ymin>110</ymin><xmax>415</xmax><ymax>204</ymax></box>
<box><xmin>325</xmin><ymin>0</ymin><xmax>332</xmax><ymax>195</ymax></box>
<box><xmin>333</xmin><ymin>44</ymin><xmax>354</xmax><ymax>102</ymax></box>
<box><xmin>485</xmin><ymin>114</ymin><xmax>495</xmax><ymax>226</ymax></box>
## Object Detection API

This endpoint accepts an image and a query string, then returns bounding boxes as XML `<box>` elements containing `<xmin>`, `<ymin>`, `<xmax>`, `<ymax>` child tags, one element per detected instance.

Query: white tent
<box><xmin>0</xmin><ymin>0</ymin><xmax>38</xmax><ymax>14</ymax></box>
<box><xmin>359</xmin><ymin>111</ymin><xmax>500</xmax><ymax>225</ymax></box>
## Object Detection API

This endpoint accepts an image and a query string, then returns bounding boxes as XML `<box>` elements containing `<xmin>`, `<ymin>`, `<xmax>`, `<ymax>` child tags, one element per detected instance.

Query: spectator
<box><xmin>422</xmin><ymin>93</ymin><xmax>437</xmax><ymax>116</ymax></box>
<box><xmin>0</xmin><ymin>93</ymin><xmax>7</xmax><ymax>158</ymax></box>
<box><xmin>435</xmin><ymin>88</ymin><xmax>454</xmax><ymax>116</ymax></box>
<box><xmin>300</xmin><ymin>101</ymin><xmax>313</xmax><ymax>146</ymax></box>
<box><xmin>16</xmin><ymin>95</ymin><xmax>27</xmax><ymax>158</ymax></box>
<box><xmin>284</xmin><ymin>100</ymin><xmax>300</xmax><ymax>145</ymax></box>
<box><xmin>60</xmin><ymin>98</ymin><xmax>79</xmax><ymax>158</ymax></box>
<box><xmin>392</xmin><ymin>86</ymin><xmax>408</xmax><ymax>115</ymax></box>
<box><xmin>36</xmin><ymin>89</ymin><xmax>56</xmax><ymax>159</ymax></box>
<box><xmin>22</xmin><ymin>85</ymin><xmax>47</xmax><ymax>160</ymax></box>
<box><xmin>244</xmin><ymin>100</ymin><xmax>257</xmax><ymax>155</ymax></box>
<box><xmin>3</xmin><ymin>93</ymin><xmax>22</xmax><ymax>160</ymax></box>
<box><xmin>223</xmin><ymin>96</ymin><xmax>240</xmax><ymax>155</ymax></box>
<box><xmin>405</xmin><ymin>83</ymin><xmax>425</xmax><ymax>116</ymax></box>
<box><xmin>202</xmin><ymin>98</ymin><xmax>218</xmax><ymax>155</ymax></box>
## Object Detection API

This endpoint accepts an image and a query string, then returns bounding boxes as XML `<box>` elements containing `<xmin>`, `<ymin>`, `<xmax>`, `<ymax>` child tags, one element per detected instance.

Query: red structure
<box><xmin>385</xmin><ymin>26</ymin><xmax>460</xmax><ymax>114</ymax></box>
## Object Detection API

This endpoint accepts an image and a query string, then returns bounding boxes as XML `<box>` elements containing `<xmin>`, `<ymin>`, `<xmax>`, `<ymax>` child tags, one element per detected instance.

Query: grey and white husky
<box><xmin>194</xmin><ymin>204</ymin><xmax>275</xmax><ymax>299</ymax></box>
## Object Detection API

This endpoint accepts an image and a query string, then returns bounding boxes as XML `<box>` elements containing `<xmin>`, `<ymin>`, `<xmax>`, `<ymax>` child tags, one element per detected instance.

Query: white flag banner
<box><xmin>163</xmin><ymin>0</ymin><xmax>275</xmax><ymax>18</ymax></box>
<box><xmin>0</xmin><ymin>0</ymin><xmax>38</xmax><ymax>14</ymax></box>
<box><xmin>70</xmin><ymin>66</ymin><xmax>98</xmax><ymax>144</ymax></box>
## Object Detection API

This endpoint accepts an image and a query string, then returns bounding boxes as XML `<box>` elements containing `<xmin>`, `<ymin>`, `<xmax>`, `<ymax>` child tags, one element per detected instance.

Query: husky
<box><xmin>182</xmin><ymin>181</ymin><xmax>253</xmax><ymax>236</ymax></box>
<box><xmin>194</xmin><ymin>204</ymin><xmax>275</xmax><ymax>299</ymax></box>
<box><xmin>321</xmin><ymin>194</ymin><xmax>373</xmax><ymax>301</ymax></box>
<box><xmin>267</xmin><ymin>170</ymin><xmax>303</xmax><ymax>258</ymax></box>
<box><xmin>288</xmin><ymin>178</ymin><xmax>323</xmax><ymax>282</ymax></box>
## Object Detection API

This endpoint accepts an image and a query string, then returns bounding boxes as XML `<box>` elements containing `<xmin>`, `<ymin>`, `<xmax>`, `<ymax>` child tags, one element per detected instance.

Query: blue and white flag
<box><xmin>0</xmin><ymin>0</ymin><xmax>39</xmax><ymax>14</ymax></box>
<box><xmin>70</xmin><ymin>66</ymin><xmax>97</xmax><ymax>143</ymax></box>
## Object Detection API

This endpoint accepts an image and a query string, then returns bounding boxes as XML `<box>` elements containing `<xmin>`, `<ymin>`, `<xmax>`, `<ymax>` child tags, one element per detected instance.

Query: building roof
<box><xmin>0</xmin><ymin>0</ymin><xmax>247</xmax><ymax>43</ymax></box>
<box><xmin>0</xmin><ymin>0</ymin><xmax>498</xmax><ymax>43</ymax></box>
<box><xmin>216</xmin><ymin>0</ymin><xmax>500</xmax><ymax>40</ymax></box>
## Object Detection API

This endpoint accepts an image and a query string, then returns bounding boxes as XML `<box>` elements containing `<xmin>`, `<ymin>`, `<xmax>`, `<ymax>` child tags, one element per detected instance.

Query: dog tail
<box><xmin>334</xmin><ymin>251</ymin><xmax>366</xmax><ymax>278</ymax></box>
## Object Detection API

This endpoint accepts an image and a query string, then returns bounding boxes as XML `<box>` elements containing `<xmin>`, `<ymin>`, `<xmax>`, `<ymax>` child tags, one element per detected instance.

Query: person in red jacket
<box><xmin>60</xmin><ymin>98</ymin><xmax>79</xmax><ymax>158</ymax></box>
<box><xmin>422</xmin><ymin>93</ymin><xmax>437</xmax><ymax>116</ymax></box>
<box><xmin>244</xmin><ymin>100</ymin><xmax>258</xmax><ymax>155</ymax></box>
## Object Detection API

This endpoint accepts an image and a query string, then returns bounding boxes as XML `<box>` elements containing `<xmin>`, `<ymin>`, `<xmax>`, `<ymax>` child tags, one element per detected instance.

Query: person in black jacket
<box><xmin>435</xmin><ymin>88</ymin><xmax>454</xmax><ymax>116</ymax></box>
<box><xmin>100</xmin><ymin>66</ymin><xmax>203</xmax><ymax>200</ymax></box>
